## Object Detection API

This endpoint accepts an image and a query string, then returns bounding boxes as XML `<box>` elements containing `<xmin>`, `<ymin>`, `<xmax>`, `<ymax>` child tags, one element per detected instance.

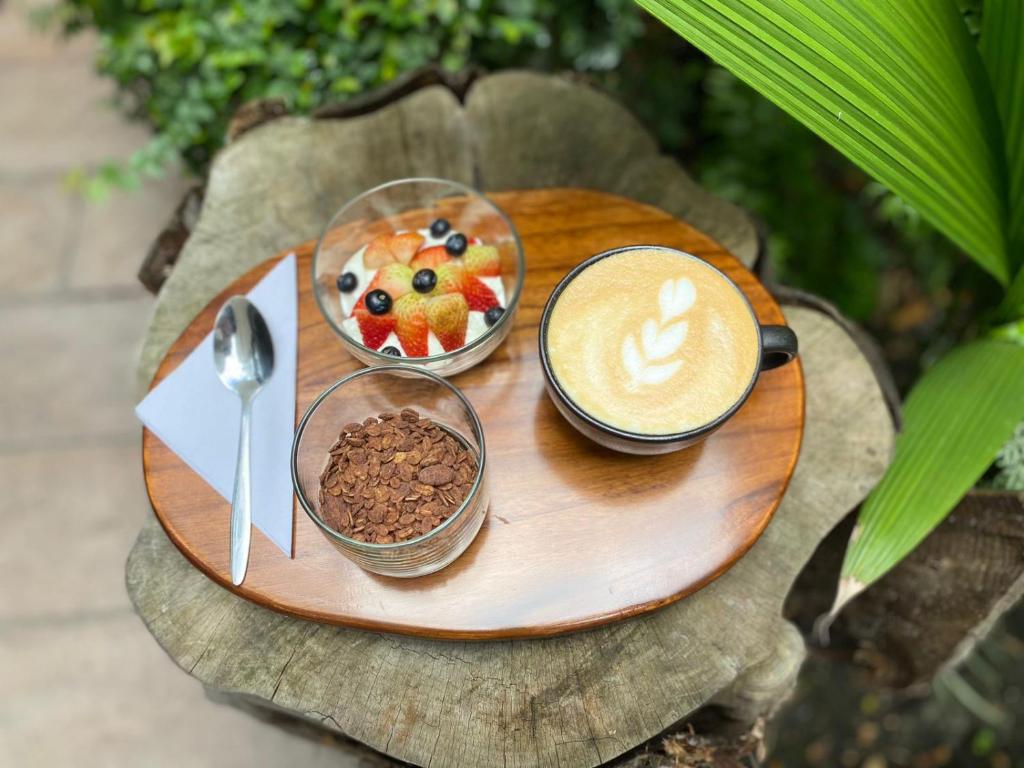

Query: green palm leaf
<box><xmin>836</xmin><ymin>339</ymin><xmax>1024</xmax><ymax>604</ymax></box>
<box><xmin>635</xmin><ymin>0</ymin><xmax>1010</xmax><ymax>283</ymax></box>
<box><xmin>981</xmin><ymin>0</ymin><xmax>1024</xmax><ymax>264</ymax></box>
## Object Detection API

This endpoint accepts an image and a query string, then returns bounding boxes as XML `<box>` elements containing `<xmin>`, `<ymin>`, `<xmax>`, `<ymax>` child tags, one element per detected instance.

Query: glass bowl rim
<box><xmin>311</xmin><ymin>176</ymin><xmax>526</xmax><ymax>363</ymax></box>
<box><xmin>291</xmin><ymin>364</ymin><xmax>488</xmax><ymax>551</ymax></box>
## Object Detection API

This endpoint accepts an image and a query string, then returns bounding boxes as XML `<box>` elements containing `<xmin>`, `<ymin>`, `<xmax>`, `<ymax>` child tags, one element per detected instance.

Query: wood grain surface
<box><xmin>142</xmin><ymin>188</ymin><xmax>804</xmax><ymax>639</ymax></box>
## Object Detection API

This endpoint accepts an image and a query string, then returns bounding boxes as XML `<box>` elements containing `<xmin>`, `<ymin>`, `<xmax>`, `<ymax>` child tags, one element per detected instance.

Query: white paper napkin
<box><xmin>136</xmin><ymin>254</ymin><xmax>298</xmax><ymax>556</ymax></box>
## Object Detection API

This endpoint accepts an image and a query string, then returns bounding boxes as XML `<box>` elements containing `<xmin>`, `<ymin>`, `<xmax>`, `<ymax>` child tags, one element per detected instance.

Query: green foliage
<box><xmin>692</xmin><ymin>67</ymin><xmax>892</xmax><ymax>321</ymax></box>
<box><xmin>980</xmin><ymin>0</ymin><xmax>1024</xmax><ymax>265</ymax></box>
<box><xmin>991</xmin><ymin>421</ymin><xmax>1024</xmax><ymax>490</ymax></box>
<box><xmin>842</xmin><ymin>339</ymin><xmax>1024</xmax><ymax>588</ymax></box>
<box><xmin>637</xmin><ymin>0</ymin><xmax>1009</xmax><ymax>284</ymax></box>
<box><xmin>637</xmin><ymin>0</ymin><xmax>1024</xmax><ymax>607</ymax></box>
<box><xmin>50</xmin><ymin>0</ymin><xmax>643</xmax><ymax>198</ymax></box>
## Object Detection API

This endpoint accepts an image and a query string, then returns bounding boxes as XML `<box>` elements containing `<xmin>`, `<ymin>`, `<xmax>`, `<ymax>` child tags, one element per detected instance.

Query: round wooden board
<box><xmin>143</xmin><ymin>188</ymin><xmax>804</xmax><ymax>639</ymax></box>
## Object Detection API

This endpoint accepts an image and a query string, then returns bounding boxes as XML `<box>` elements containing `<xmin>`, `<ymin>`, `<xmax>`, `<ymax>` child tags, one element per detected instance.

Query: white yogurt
<box><xmin>338</xmin><ymin>228</ymin><xmax>506</xmax><ymax>357</ymax></box>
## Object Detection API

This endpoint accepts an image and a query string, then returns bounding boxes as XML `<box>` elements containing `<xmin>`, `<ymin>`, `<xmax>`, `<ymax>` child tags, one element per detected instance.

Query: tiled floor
<box><xmin>0</xmin><ymin>5</ymin><xmax>359</xmax><ymax>765</ymax></box>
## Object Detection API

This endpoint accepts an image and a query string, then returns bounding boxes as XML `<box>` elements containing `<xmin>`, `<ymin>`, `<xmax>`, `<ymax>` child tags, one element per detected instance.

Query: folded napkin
<box><xmin>136</xmin><ymin>254</ymin><xmax>298</xmax><ymax>556</ymax></box>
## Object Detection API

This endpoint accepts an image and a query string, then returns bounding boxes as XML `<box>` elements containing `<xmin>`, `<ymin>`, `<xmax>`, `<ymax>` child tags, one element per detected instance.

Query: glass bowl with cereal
<box><xmin>291</xmin><ymin>366</ymin><xmax>489</xmax><ymax>577</ymax></box>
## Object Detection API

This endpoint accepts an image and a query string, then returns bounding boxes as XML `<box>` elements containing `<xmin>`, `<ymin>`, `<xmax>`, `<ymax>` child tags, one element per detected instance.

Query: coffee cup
<box><xmin>538</xmin><ymin>245</ymin><xmax>797</xmax><ymax>454</ymax></box>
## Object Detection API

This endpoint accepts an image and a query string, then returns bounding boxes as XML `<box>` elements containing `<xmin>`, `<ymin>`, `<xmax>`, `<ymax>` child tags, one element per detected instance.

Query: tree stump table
<box><xmin>127</xmin><ymin>72</ymin><xmax>898</xmax><ymax>766</ymax></box>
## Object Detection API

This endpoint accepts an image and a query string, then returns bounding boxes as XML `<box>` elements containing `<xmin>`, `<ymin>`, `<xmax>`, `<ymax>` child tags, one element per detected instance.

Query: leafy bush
<box><xmin>992</xmin><ymin>422</ymin><xmax>1024</xmax><ymax>490</ymax></box>
<box><xmin>48</xmin><ymin>0</ymin><xmax>642</xmax><ymax>196</ymax></box>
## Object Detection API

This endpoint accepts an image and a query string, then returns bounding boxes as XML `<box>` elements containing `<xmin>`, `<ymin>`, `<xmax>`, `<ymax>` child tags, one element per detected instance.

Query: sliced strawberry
<box><xmin>426</xmin><ymin>294</ymin><xmax>469</xmax><ymax>352</ymax></box>
<box><xmin>389</xmin><ymin>232</ymin><xmax>424</xmax><ymax>265</ymax></box>
<box><xmin>352</xmin><ymin>263</ymin><xmax>412</xmax><ymax>311</ymax></box>
<box><xmin>392</xmin><ymin>293</ymin><xmax>429</xmax><ymax>357</ymax></box>
<box><xmin>370</xmin><ymin>263</ymin><xmax>413</xmax><ymax>299</ymax></box>
<box><xmin>463</xmin><ymin>245</ymin><xmax>500</xmax><ymax>277</ymax></box>
<box><xmin>353</xmin><ymin>309</ymin><xmax>395</xmax><ymax>350</ymax></box>
<box><xmin>430</xmin><ymin>263</ymin><xmax>500</xmax><ymax>311</ymax></box>
<box><xmin>362</xmin><ymin>232</ymin><xmax>424</xmax><ymax>268</ymax></box>
<box><xmin>461</xmin><ymin>275</ymin><xmax>500</xmax><ymax>312</ymax></box>
<box><xmin>434</xmin><ymin>263</ymin><xmax>464</xmax><ymax>295</ymax></box>
<box><xmin>363</xmin><ymin>235</ymin><xmax>395</xmax><ymax>269</ymax></box>
<box><xmin>409</xmin><ymin>245</ymin><xmax>451</xmax><ymax>271</ymax></box>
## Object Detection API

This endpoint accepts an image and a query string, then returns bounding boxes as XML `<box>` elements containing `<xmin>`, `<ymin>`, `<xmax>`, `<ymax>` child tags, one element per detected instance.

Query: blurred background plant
<box><xmin>42</xmin><ymin>0</ymin><xmax>642</xmax><ymax>195</ymax></box>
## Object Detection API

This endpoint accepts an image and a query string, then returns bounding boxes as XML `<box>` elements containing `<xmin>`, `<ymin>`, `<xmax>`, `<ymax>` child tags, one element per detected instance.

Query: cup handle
<box><xmin>760</xmin><ymin>325</ymin><xmax>798</xmax><ymax>370</ymax></box>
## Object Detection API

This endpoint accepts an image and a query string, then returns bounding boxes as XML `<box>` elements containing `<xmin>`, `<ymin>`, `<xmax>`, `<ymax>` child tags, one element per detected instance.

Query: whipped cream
<box><xmin>338</xmin><ymin>228</ymin><xmax>506</xmax><ymax>357</ymax></box>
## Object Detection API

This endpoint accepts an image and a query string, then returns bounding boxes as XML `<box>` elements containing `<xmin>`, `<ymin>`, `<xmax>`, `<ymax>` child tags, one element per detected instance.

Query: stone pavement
<box><xmin>0</xmin><ymin>5</ymin><xmax>362</xmax><ymax>766</ymax></box>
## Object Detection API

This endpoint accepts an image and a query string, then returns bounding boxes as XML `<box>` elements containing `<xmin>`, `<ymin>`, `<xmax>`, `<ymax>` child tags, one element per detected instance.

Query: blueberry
<box><xmin>336</xmin><ymin>272</ymin><xmax>358</xmax><ymax>293</ymax></box>
<box><xmin>365</xmin><ymin>289</ymin><xmax>391</xmax><ymax>315</ymax></box>
<box><xmin>484</xmin><ymin>306</ymin><xmax>504</xmax><ymax>327</ymax></box>
<box><xmin>381</xmin><ymin>346</ymin><xmax>402</xmax><ymax>357</ymax></box>
<box><xmin>429</xmin><ymin>218</ymin><xmax>451</xmax><ymax>238</ymax></box>
<box><xmin>412</xmin><ymin>268</ymin><xmax>437</xmax><ymax>294</ymax></box>
<box><xmin>445</xmin><ymin>233</ymin><xmax>468</xmax><ymax>256</ymax></box>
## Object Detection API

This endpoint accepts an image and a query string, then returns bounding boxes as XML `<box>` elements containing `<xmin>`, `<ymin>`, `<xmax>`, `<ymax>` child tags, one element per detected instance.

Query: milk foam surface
<box><xmin>546</xmin><ymin>249</ymin><xmax>760</xmax><ymax>435</ymax></box>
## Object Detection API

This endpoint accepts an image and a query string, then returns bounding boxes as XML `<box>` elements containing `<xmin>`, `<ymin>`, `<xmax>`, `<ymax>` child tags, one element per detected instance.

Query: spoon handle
<box><xmin>230</xmin><ymin>398</ymin><xmax>253</xmax><ymax>585</ymax></box>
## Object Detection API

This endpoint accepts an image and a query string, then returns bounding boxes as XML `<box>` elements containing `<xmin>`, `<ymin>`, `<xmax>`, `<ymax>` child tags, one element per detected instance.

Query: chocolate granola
<box><xmin>317</xmin><ymin>408</ymin><xmax>477</xmax><ymax>544</ymax></box>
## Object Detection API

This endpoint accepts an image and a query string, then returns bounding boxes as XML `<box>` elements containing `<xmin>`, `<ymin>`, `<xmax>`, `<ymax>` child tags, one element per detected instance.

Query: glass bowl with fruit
<box><xmin>313</xmin><ymin>178</ymin><xmax>524</xmax><ymax>376</ymax></box>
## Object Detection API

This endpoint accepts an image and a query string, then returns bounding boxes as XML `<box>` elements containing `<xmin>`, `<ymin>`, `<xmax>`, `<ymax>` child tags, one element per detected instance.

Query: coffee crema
<box><xmin>545</xmin><ymin>248</ymin><xmax>760</xmax><ymax>435</ymax></box>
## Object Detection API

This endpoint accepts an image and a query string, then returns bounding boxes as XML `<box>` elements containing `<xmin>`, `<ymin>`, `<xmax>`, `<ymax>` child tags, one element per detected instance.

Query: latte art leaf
<box><xmin>641</xmin><ymin>318</ymin><xmax>688</xmax><ymax>360</ymax></box>
<box><xmin>659</xmin><ymin>276</ymin><xmax>696</xmax><ymax>323</ymax></box>
<box><xmin>622</xmin><ymin>277</ymin><xmax>696</xmax><ymax>390</ymax></box>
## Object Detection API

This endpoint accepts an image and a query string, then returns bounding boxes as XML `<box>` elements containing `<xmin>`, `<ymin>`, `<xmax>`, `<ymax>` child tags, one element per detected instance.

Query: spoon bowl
<box><xmin>214</xmin><ymin>297</ymin><xmax>274</xmax><ymax>395</ymax></box>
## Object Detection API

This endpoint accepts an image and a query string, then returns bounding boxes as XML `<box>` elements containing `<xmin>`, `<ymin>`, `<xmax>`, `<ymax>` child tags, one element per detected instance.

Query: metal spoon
<box><xmin>213</xmin><ymin>296</ymin><xmax>275</xmax><ymax>586</ymax></box>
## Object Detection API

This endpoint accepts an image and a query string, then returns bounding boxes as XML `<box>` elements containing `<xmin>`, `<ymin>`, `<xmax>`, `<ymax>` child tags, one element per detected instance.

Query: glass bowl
<box><xmin>313</xmin><ymin>177</ymin><xmax>524</xmax><ymax>376</ymax></box>
<box><xmin>291</xmin><ymin>366</ymin><xmax>489</xmax><ymax>577</ymax></box>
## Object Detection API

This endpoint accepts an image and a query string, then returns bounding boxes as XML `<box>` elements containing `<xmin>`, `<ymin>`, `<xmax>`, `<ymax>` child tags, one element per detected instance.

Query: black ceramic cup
<box><xmin>538</xmin><ymin>245</ymin><xmax>798</xmax><ymax>455</ymax></box>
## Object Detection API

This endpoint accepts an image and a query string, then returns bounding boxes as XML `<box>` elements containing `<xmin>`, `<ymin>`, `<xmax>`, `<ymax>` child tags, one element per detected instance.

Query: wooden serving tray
<box><xmin>142</xmin><ymin>188</ymin><xmax>804</xmax><ymax>639</ymax></box>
